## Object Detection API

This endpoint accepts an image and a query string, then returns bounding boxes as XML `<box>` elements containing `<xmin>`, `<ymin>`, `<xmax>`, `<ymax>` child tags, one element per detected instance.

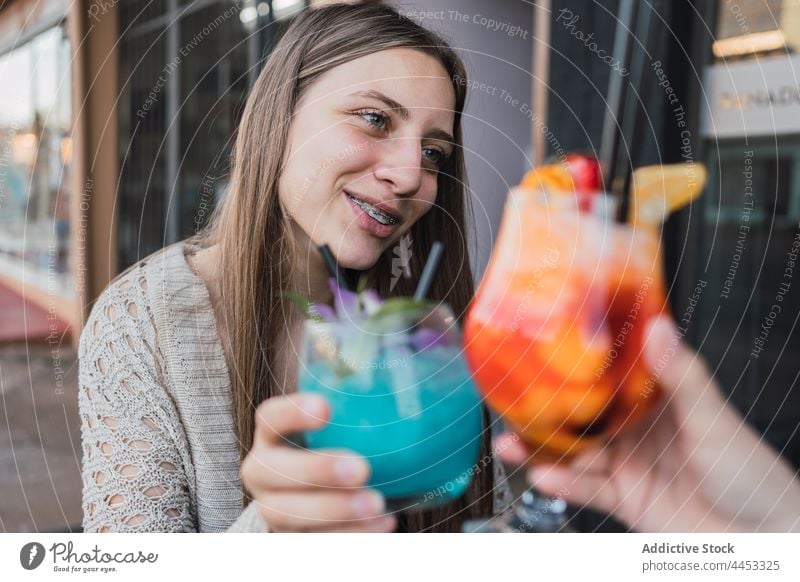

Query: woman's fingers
<box><xmin>256</xmin><ymin>489</ymin><xmax>387</xmax><ymax>532</ymax></box>
<box><xmin>244</xmin><ymin>446</ymin><xmax>370</xmax><ymax>490</ymax></box>
<box><xmin>243</xmin><ymin>395</ymin><xmax>394</xmax><ymax>532</ymax></box>
<box><xmin>254</xmin><ymin>393</ymin><xmax>330</xmax><ymax>446</ymax></box>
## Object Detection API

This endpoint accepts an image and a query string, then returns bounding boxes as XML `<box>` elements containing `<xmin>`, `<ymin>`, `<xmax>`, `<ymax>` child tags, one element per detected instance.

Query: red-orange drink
<box><xmin>465</xmin><ymin>189</ymin><xmax>668</xmax><ymax>463</ymax></box>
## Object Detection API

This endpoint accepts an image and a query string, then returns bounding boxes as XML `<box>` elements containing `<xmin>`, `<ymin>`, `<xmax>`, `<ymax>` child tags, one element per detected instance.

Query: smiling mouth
<box><xmin>345</xmin><ymin>192</ymin><xmax>400</xmax><ymax>226</ymax></box>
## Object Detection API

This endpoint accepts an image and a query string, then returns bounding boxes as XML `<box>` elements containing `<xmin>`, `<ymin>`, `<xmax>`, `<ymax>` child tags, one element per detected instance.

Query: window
<box><xmin>117</xmin><ymin>0</ymin><xmax>308</xmax><ymax>269</ymax></box>
<box><xmin>713</xmin><ymin>0</ymin><xmax>799</xmax><ymax>61</ymax></box>
<box><xmin>0</xmin><ymin>25</ymin><xmax>73</xmax><ymax>298</ymax></box>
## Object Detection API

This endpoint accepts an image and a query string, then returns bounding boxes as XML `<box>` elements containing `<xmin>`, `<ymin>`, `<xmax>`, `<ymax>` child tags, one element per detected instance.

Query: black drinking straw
<box><xmin>599</xmin><ymin>0</ymin><xmax>638</xmax><ymax>200</ymax></box>
<box><xmin>414</xmin><ymin>241</ymin><xmax>444</xmax><ymax>301</ymax></box>
<box><xmin>617</xmin><ymin>2</ymin><xmax>661</xmax><ymax>223</ymax></box>
<box><xmin>318</xmin><ymin>244</ymin><xmax>351</xmax><ymax>291</ymax></box>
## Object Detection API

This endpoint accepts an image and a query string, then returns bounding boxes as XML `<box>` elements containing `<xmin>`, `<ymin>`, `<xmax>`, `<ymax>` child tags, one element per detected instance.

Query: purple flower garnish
<box><xmin>410</xmin><ymin>327</ymin><xmax>444</xmax><ymax>351</ymax></box>
<box><xmin>360</xmin><ymin>289</ymin><xmax>382</xmax><ymax>316</ymax></box>
<box><xmin>328</xmin><ymin>277</ymin><xmax>360</xmax><ymax>322</ymax></box>
<box><xmin>308</xmin><ymin>303</ymin><xmax>336</xmax><ymax>322</ymax></box>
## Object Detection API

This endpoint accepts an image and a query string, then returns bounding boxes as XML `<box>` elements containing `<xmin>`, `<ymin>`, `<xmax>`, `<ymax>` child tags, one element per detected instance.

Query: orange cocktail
<box><xmin>465</xmin><ymin>162</ymin><xmax>706</xmax><ymax>463</ymax></box>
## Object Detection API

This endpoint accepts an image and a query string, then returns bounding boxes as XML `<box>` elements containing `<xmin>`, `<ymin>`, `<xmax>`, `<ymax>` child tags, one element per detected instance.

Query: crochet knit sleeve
<box><xmin>78</xmin><ymin>269</ymin><xmax>263</xmax><ymax>532</ymax></box>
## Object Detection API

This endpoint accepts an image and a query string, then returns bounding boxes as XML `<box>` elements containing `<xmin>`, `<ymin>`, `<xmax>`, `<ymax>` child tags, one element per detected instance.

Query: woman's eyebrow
<box><xmin>348</xmin><ymin>89</ymin><xmax>454</xmax><ymax>144</ymax></box>
<box><xmin>349</xmin><ymin>89</ymin><xmax>410</xmax><ymax>119</ymax></box>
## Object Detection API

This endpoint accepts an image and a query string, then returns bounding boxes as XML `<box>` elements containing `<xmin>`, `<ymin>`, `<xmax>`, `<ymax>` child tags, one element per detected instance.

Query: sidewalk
<box><xmin>0</xmin><ymin>342</ymin><xmax>82</xmax><ymax>532</ymax></box>
<box><xmin>0</xmin><ymin>280</ymin><xmax>70</xmax><ymax>343</ymax></box>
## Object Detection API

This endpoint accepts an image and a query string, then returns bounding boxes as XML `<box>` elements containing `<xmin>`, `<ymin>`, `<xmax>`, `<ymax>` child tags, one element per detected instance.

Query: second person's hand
<box><xmin>497</xmin><ymin>316</ymin><xmax>800</xmax><ymax>532</ymax></box>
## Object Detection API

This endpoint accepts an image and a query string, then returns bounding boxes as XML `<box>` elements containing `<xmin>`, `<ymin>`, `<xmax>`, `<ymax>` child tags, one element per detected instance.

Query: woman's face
<box><xmin>279</xmin><ymin>48</ymin><xmax>456</xmax><ymax>271</ymax></box>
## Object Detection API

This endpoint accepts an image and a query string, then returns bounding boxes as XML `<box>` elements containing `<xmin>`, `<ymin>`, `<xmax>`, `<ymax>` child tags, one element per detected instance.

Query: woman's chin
<box><xmin>341</xmin><ymin>257</ymin><xmax>380</xmax><ymax>272</ymax></box>
<box><xmin>336</xmin><ymin>246</ymin><xmax>383</xmax><ymax>272</ymax></box>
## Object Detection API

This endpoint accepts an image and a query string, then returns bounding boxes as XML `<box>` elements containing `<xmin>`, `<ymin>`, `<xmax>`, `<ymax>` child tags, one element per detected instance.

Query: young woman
<box><xmin>79</xmin><ymin>3</ymin><xmax>511</xmax><ymax>533</ymax></box>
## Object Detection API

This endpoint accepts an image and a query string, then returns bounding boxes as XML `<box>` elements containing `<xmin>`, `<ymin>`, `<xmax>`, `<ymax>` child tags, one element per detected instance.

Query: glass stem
<box><xmin>463</xmin><ymin>487</ymin><xmax>573</xmax><ymax>533</ymax></box>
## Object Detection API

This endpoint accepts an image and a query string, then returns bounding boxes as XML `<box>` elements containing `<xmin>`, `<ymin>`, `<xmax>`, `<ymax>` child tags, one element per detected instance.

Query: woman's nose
<box><xmin>373</xmin><ymin>137</ymin><xmax>423</xmax><ymax>196</ymax></box>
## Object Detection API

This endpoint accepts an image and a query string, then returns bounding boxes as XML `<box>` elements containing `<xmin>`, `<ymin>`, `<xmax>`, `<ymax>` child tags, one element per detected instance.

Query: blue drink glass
<box><xmin>298</xmin><ymin>303</ymin><xmax>483</xmax><ymax>511</ymax></box>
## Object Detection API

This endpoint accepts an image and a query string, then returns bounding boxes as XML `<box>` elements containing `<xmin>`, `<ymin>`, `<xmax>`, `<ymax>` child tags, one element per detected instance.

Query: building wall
<box><xmin>695</xmin><ymin>0</ymin><xmax>800</xmax><ymax>471</ymax></box>
<box><xmin>546</xmin><ymin>0</ymin><xmax>800</xmax><ymax>482</ymax></box>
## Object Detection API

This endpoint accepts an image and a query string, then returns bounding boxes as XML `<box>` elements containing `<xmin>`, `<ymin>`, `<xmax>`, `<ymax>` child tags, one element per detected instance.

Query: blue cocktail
<box><xmin>298</xmin><ymin>300</ymin><xmax>483</xmax><ymax>510</ymax></box>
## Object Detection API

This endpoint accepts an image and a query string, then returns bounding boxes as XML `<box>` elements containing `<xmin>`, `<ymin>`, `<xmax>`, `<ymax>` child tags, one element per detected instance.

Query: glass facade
<box><xmin>117</xmin><ymin>0</ymin><xmax>307</xmax><ymax>269</ymax></box>
<box><xmin>688</xmin><ymin>0</ymin><xmax>800</xmax><ymax>466</ymax></box>
<box><xmin>0</xmin><ymin>24</ymin><xmax>73</xmax><ymax>298</ymax></box>
<box><xmin>696</xmin><ymin>136</ymin><xmax>800</xmax><ymax>459</ymax></box>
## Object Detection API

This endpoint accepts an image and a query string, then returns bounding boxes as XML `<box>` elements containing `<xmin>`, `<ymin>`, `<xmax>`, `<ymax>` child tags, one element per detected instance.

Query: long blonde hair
<box><xmin>197</xmin><ymin>2</ymin><xmax>494</xmax><ymax>532</ymax></box>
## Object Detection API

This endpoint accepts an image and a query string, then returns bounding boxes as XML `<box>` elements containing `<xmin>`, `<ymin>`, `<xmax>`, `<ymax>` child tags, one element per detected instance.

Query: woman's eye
<box><xmin>356</xmin><ymin>109</ymin><xmax>388</xmax><ymax>131</ymax></box>
<box><xmin>423</xmin><ymin>147</ymin><xmax>448</xmax><ymax>169</ymax></box>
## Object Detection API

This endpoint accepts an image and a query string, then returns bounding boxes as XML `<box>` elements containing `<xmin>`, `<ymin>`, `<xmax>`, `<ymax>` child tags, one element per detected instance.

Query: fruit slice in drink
<box><xmin>464</xmin><ymin>159</ymin><xmax>706</xmax><ymax>462</ymax></box>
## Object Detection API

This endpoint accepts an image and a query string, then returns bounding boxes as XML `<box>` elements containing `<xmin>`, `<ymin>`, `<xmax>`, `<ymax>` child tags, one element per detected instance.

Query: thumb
<box><xmin>643</xmin><ymin>316</ymin><xmax>724</xmax><ymax>418</ymax></box>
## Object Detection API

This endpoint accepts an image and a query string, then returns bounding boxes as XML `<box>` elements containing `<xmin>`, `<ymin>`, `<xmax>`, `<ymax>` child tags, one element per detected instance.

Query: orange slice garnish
<box><xmin>519</xmin><ymin>164</ymin><xmax>575</xmax><ymax>192</ymax></box>
<box><xmin>631</xmin><ymin>163</ymin><xmax>707</xmax><ymax>226</ymax></box>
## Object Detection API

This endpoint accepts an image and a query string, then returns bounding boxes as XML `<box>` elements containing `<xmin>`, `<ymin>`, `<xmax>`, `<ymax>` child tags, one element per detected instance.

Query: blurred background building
<box><xmin>545</xmin><ymin>0</ymin><xmax>800</xmax><ymax>476</ymax></box>
<box><xmin>0</xmin><ymin>0</ymin><xmax>797</xmax><ymax>532</ymax></box>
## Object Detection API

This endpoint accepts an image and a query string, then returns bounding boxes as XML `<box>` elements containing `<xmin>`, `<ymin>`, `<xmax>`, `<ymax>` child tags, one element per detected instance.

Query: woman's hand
<box><xmin>240</xmin><ymin>393</ymin><xmax>396</xmax><ymax>532</ymax></box>
<box><xmin>498</xmin><ymin>316</ymin><xmax>800</xmax><ymax>532</ymax></box>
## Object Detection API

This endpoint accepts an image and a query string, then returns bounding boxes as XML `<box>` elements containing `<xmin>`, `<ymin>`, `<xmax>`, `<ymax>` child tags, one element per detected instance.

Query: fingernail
<box><xmin>644</xmin><ymin>316</ymin><xmax>676</xmax><ymax>371</ymax></box>
<box><xmin>495</xmin><ymin>433</ymin><xmax>526</xmax><ymax>464</ymax></box>
<box><xmin>299</xmin><ymin>395</ymin><xmax>327</xmax><ymax>420</ymax></box>
<box><xmin>352</xmin><ymin>490</ymin><xmax>384</xmax><ymax>518</ymax></box>
<box><xmin>494</xmin><ymin>433</ymin><xmax>515</xmax><ymax>454</ymax></box>
<box><xmin>334</xmin><ymin>456</ymin><xmax>367</xmax><ymax>485</ymax></box>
